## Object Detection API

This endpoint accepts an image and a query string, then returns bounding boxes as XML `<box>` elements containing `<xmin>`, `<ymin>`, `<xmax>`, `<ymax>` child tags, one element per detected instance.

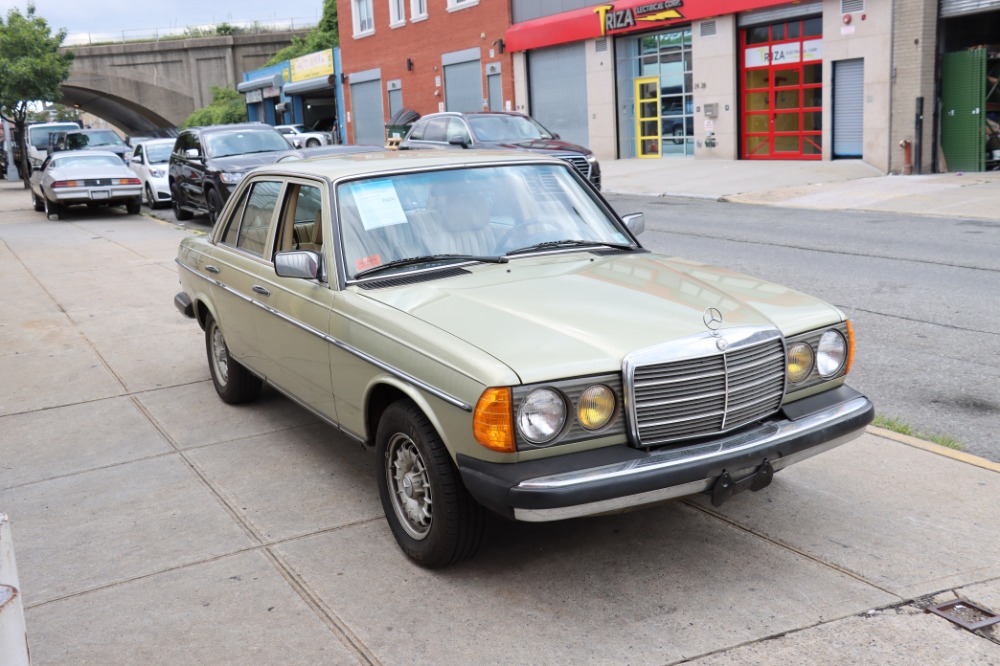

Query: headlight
<box><xmin>149</xmin><ymin>168</ymin><xmax>165</xmax><ymax>178</ymax></box>
<box><xmin>219</xmin><ymin>171</ymin><xmax>245</xmax><ymax>184</ymax></box>
<box><xmin>516</xmin><ymin>388</ymin><xmax>566</xmax><ymax>444</ymax></box>
<box><xmin>586</xmin><ymin>154</ymin><xmax>598</xmax><ymax>163</ymax></box>
<box><xmin>817</xmin><ymin>330</ymin><xmax>847</xmax><ymax>377</ymax></box>
<box><xmin>578</xmin><ymin>385</ymin><xmax>615</xmax><ymax>430</ymax></box>
<box><xmin>787</xmin><ymin>342</ymin><xmax>814</xmax><ymax>384</ymax></box>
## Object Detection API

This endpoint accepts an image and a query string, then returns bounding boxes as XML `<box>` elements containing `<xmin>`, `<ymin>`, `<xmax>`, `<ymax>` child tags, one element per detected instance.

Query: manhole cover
<box><xmin>926</xmin><ymin>599</ymin><xmax>1000</xmax><ymax>631</ymax></box>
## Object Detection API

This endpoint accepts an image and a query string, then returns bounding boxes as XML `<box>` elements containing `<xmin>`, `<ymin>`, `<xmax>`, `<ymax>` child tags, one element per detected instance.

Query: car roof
<box><xmin>185</xmin><ymin>123</ymin><xmax>276</xmax><ymax>134</ymax></box>
<box><xmin>49</xmin><ymin>150</ymin><xmax>126</xmax><ymax>159</ymax></box>
<box><xmin>256</xmin><ymin>149</ymin><xmax>566</xmax><ymax>182</ymax></box>
<box><xmin>418</xmin><ymin>111</ymin><xmax>524</xmax><ymax>120</ymax></box>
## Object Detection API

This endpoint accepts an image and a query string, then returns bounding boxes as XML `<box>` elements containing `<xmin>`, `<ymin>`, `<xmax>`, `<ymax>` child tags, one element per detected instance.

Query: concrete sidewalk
<box><xmin>1</xmin><ymin>181</ymin><xmax>999</xmax><ymax>664</ymax></box>
<box><xmin>601</xmin><ymin>158</ymin><xmax>1000</xmax><ymax>223</ymax></box>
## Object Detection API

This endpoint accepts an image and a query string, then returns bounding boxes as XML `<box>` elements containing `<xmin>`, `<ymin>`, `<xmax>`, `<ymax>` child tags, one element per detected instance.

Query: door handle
<box><xmin>252</xmin><ymin>285</ymin><xmax>270</xmax><ymax>296</ymax></box>
<box><xmin>205</xmin><ymin>265</ymin><xmax>220</xmax><ymax>274</ymax></box>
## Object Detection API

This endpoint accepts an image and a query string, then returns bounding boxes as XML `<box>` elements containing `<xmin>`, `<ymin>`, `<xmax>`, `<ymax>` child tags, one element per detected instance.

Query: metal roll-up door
<box><xmin>527</xmin><ymin>42</ymin><xmax>589</xmax><ymax>148</ymax></box>
<box><xmin>350</xmin><ymin>79</ymin><xmax>384</xmax><ymax>146</ymax></box>
<box><xmin>738</xmin><ymin>0</ymin><xmax>822</xmax><ymax>26</ymax></box>
<box><xmin>833</xmin><ymin>59</ymin><xmax>864</xmax><ymax>158</ymax></box>
<box><xmin>444</xmin><ymin>60</ymin><xmax>483</xmax><ymax>112</ymax></box>
<box><xmin>941</xmin><ymin>0</ymin><xmax>1000</xmax><ymax>17</ymax></box>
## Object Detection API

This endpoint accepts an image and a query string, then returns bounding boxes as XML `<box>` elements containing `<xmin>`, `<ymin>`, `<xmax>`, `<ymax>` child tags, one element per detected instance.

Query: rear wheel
<box><xmin>44</xmin><ymin>196</ymin><xmax>62</xmax><ymax>220</ymax></box>
<box><xmin>125</xmin><ymin>198</ymin><xmax>141</xmax><ymax>215</ymax></box>
<box><xmin>172</xmin><ymin>185</ymin><xmax>193</xmax><ymax>221</ymax></box>
<box><xmin>205</xmin><ymin>313</ymin><xmax>262</xmax><ymax>404</ymax></box>
<box><xmin>376</xmin><ymin>400</ymin><xmax>485</xmax><ymax>568</ymax></box>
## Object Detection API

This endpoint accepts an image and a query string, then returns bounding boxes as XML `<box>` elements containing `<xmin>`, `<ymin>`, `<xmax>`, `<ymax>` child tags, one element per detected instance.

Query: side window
<box><xmin>133</xmin><ymin>145</ymin><xmax>143</xmax><ymax>161</ymax></box>
<box><xmin>408</xmin><ymin>119</ymin><xmax>426</xmax><ymax>141</ymax></box>
<box><xmin>219</xmin><ymin>180</ymin><xmax>282</xmax><ymax>257</ymax></box>
<box><xmin>446</xmin><ymin>118</ymin><xmax>470</xmax><ymax>143</ymax></box>
<box><xmin>423</xmin><ymin>117</ymin><xmax>449</xmax><ymax>142</ymax></box>
<box><xmin>274</xmin><ymin>183</ymin><xmax>325</xmax><ymax>255</ymax></box>
<box><xmin>190</xmin><ymin>133</ymin><xmax>203</xmax><ymax>156</ymax></box>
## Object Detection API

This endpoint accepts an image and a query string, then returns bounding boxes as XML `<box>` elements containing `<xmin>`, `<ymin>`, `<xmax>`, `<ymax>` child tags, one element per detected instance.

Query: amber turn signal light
<box><xmin>473</xmin><ymin>387</ymin><xmax>515</xmax><ymax>453</ymax></box>
<box><xmin>845</xmin><ymin>320</ymin><xmax>856</xmax><ymax>375</ymax></box>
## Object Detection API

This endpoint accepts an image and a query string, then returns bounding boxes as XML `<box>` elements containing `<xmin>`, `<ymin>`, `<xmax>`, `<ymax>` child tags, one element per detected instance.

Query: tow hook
<box><xmin>710</xmin><ymin>459</ymin><xmax>775</xmax><ymax>507</ymax></box>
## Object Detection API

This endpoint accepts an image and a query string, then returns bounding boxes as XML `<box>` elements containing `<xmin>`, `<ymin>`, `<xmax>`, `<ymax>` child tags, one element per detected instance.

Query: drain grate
<box><xmin>926</xmin><ymin>599</ymin><xmax>1000</xmax><ymax>631</ymax></box>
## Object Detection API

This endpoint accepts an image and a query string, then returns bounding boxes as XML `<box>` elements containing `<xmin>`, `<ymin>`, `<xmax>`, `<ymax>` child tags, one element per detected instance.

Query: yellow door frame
<box><xmin>635</xmin><ymin>76</ymin><xmax>661</xmax><ymax>158</ymax></box>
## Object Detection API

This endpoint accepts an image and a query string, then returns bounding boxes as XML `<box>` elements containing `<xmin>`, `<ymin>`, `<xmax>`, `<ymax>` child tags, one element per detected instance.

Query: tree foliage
<box><xmin>0</xmin><ymin>3</ymin><xmax>74</xmax><ymax>184</ymax></box>
<box><xmin>266</xmin><ymin>0</ymin><xmax>338</xmax><ymax>66</ymax></box>
<box><xmin>181</xmin><ymin>86</ymin><xmax>247</xmax><ymax>128</ymax></box>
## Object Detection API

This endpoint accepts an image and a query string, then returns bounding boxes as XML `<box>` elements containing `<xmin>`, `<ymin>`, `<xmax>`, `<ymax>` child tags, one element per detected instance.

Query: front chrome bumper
<box><xmin>457</xmin><ymin>385</ymin><xmax>873</xmax><ymax>522</ymax></box>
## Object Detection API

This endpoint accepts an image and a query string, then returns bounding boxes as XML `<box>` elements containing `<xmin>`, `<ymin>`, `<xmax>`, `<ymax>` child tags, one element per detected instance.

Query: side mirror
<box><xmin>552</xmin><ymin>133</ymin><xmax>561</xmax><ymax>140</ymax></box>
<box><xmin>184</xmin><ymin>148</ymin><xmax>202</xmax><ymax>159</ymax></box>
<box><xmin>275</xmin><ymin>250</ymin><xmax>322</xmax><ymax>280</ymax></box>
<box><xmin>448</xmin><ymin>135</ymin><xmax>471</xmax><ymax>148</ymax></box>
<box><xmin>622</xmin><ymin>212</ymin><xmax>645</xmax><ymax>236</ymax></box>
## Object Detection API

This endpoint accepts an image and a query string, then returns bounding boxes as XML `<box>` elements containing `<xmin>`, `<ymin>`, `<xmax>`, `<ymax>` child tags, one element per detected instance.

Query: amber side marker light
<box><xmin>845</xmin><ymin>320</ymin><xmax>856</xmax><ymax>375</ymax></box>
<box><xmin>474</xmin><ymin>387</ymin><xmax>515</xmax><ymax>453</ymax></box>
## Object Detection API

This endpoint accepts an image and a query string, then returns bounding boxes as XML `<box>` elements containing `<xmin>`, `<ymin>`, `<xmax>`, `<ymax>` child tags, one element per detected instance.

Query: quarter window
<box><xmin>227</xmin><ymin>181</ymin><xmax>283</xmax><ymax>258</ymax></box>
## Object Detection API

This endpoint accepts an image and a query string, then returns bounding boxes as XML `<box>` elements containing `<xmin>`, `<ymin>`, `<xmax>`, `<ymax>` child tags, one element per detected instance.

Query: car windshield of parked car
<box><xmin>338</xmin><ymin>164</ymin><xmax>630</xmax><ymax>280</ymax></box>
<box><xmin>28</xmin><ymin>124</ymin><xmax>79</xmax><ymax>150</ymax></box>
<box><xmin>51</xmin><ymin>154</ymin><xmax>125</xmax><ymax>169</ymax></box>
<box><xmin>67</xmin><ymin>131</ymin><xmax>124</xmax><ymax>149</ymax></box>
<box><xmin>468</xmin><ymin>115</ymin><xmax>553</xmax><ymax>142</ymax></box>
<box><xmin>205</xmin><ymin>130</ymin><xmax>291</xmax><ymax>158</ymax></box>
<box><xmin>145</xmin><ymin>142</ymin><xmax>173</xmax><ymax>163</ymax></box>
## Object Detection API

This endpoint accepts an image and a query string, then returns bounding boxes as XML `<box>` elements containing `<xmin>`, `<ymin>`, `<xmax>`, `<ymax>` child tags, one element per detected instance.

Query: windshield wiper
<box><xmin>354</xmin><ymin>254</ymin><xmax>508</xmax><ymax>279</ymax></box>
<box><xmin>505</xmin><ymin>239</ymin><xmax>635</xmax><ymax>256</ymax></box>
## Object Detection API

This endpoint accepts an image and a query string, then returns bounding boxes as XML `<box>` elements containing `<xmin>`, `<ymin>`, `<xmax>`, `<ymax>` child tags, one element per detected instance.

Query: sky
<box><xmin>0</xmin><ymin>0</ymin><xmax>322</xmax><ymax>43</ymax></box>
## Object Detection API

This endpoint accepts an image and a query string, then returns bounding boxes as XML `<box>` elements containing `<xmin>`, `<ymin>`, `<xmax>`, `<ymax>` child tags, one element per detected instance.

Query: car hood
<box><xmin>357</xmin><ymin>252</ymin><xmax>843</xmax><ymax>384</ymax></box>
<box><xmin>208</xmin><ymin>152</ymin><xmax>284</xmax><ymax>171</ymax></box>
<box><xmin>482</xmin><ymin>138</ymin><xmax>592</xmax><ymax>156</ymax></box>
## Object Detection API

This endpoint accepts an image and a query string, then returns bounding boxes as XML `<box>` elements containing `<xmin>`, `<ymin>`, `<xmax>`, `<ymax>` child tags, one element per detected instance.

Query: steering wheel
<box><xmin>496</xmin><ymin>219</ymin><xmax>564</xmax><ymax>254</ymax></box>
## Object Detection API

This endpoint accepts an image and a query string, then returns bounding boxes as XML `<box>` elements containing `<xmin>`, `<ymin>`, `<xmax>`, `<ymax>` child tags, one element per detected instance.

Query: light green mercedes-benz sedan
<box><xmin>174</xmin><ymin>150</ymin><xmax>873</xmax><ymax>568</ymax></box>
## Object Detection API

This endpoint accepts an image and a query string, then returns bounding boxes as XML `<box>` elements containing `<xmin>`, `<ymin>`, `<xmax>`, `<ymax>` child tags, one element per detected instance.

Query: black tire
<box><xmin>306</xmin><ymin>138</ymin><xmax>320</xmax><ymax>147</ymax></box>
<box><xmin>44</xmin><ymin>196</ymin><xmax>62</xmax><ymax>220</ymax></box>
<box><xmin>125</xmin><ymin>197</ymin><xmax>141</xmax><ymax>215</ymax></box>
<box><xmin>376</xmin><ymin>400</ymin><xmax>484</xmax><ymax>568</ymax></box>
<box><xmin>207</xmin><ymin>188</ymin><xmax>224</xmax><ymax>226</ymax></box>
<box><xmin>144</xmin><ymin>184</ymin><xmax>157</xmax><ymax>209</ymax></box>
<box><xmin>32</xmin><ymin>191</ymin><xmax>44</xmax><ymax>212</ymax></box>
<box><xmin>172</xmin><ymin>185</ymin><xmax>193</xmax><ymax>221</ymax></box>
<box><xmin>205</xmin><ymin>313</ymin><xmax>262</xmax><ymax>404</ymax></box>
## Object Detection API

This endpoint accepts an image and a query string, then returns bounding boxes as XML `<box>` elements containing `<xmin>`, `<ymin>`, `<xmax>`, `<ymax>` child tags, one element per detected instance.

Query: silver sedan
<box><xmin>30</xmin><ymin>150</ymin><xmax>143</xmax><ymax>220</ymax></box>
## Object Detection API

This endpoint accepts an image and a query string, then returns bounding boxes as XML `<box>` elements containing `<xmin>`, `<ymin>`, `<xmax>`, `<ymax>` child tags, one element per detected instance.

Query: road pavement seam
<box><xmin>866</xmin><ymin>426</ymin><xmax>1000</xmax><ymax>473</ymax></box>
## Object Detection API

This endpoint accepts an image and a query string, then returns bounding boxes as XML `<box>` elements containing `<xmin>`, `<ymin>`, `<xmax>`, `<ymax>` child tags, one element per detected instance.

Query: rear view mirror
<box><xmin>622</xmin><ymin>212</ymin><xmax>645</xmax><ymax>236</ymax></box>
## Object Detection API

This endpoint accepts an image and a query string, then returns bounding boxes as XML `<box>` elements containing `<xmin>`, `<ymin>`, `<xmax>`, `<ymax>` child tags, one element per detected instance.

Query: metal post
<box><xmin>914</xmin><ymin>97</ymin><xmax>924</xmax><ymax>175</ymax></box>
<box><xmin>3</xmin><ymin>120</ymin><xmax>18</xmax><ymax>182</ymax></box>
<box><xmin>0</xmin><ymin>514</ymin><xmax>30</xmax><ymax>666</ymax></box>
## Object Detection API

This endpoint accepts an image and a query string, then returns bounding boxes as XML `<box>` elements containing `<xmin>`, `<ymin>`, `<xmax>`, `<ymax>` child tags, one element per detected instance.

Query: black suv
<box><xmin>49</xmin><ymin>129</ymin><xmax>131</xmax><ymax>162</ymax></box>
<box><xmin>399</xmin><ymin>111</ymin><xmax>601</xmax><ymax>189</ymax></box>
<box><xmin>168</xmin><ymin>123</ymin><xmax>291</xmax><ymax>224</ymax></box>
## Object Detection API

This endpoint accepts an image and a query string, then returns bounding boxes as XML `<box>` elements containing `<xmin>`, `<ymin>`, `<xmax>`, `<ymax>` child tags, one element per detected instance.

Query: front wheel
<box><xmin>205</xmin><ymin>313</ymin><xmax>262</xmax><ymax>404</ymax></box>
<box><xmin>172</xmin><ymin>185</ymin><xmax>193</xmax><ymax>221</ymax></box>
<box><xmin>31</xmin><ymin>191</ymin><xmax>44</xmax><ymax>212</ymax></box>
<box><xmin>376</xmin><ymin>400</ymin><xmax>484</xmax><ymax>568</ymax></box>
<box><xmin>207</xmin><ymin>188</ymin><xmax>224</xmax><ymax>226</ymax></box>
<box><xmin>144</xmin><ymin>184</ymin><xmax>157</xmax><ymax>208</ymax></box>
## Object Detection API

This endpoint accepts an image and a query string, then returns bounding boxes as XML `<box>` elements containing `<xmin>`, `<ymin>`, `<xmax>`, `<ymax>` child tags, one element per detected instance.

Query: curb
<box><xmin>866</xmin><ymin>425</ymin><xmax>1000</xmax><ymax>473</ymax></box>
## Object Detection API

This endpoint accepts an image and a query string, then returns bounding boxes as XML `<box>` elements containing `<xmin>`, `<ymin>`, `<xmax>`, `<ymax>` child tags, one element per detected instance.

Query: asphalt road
<box><xmin>604</xmin><ymin>193</ymin><xmax>1000</xmax><ymax>463</ymax></box>
<box><xmin>148</xmin><ymin>194</ymin><xmax>1000</xmax><ymax>462</ymax></box>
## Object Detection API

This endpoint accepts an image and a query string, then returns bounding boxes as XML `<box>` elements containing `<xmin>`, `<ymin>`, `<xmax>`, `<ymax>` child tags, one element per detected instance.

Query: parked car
<box><xmin>273</xmin><ymin>144</ymin><xmax>382</xmax><ymax>163</ymax></box>
<box><xmin>174</xmin><ymin>150</ymin><xmax>873</xmax><ymax>568</ymax></box>
<box><xmin>30</xmin><ymin>150</ymin><xmax>142</xmax><ymax>219</ymax></box>
<box><xmin>661</xmin><ymin>97</ymin><xmax>693</xmax><ymax>144</ymax></box>
<box><xmin>25</xmin><ymin>121</ymin><xmax>80</xmax><ymax>169</ymax></box>
<box><xmin>275</xmin><ymin>124</ymin><xmax>334</xmax><ymax>148</ymax></box>
<box><xmin>49</xmin><ymin>129</ymin><xmax>131</xmax><ymax>162</ymax></box>
<box><xmin>168</xmin><ymin>123</ymin><xmax>291</xmax><ymax>224</ymax></box>
<box><xmin>129</xmin><ymin>138</ymin><xmax>174</xmax><ymax>208</ymax></box>
<box><xmin>399</xmin><ymin>111</ymin><xmax>602</xmax><ymax>189</ymax></box>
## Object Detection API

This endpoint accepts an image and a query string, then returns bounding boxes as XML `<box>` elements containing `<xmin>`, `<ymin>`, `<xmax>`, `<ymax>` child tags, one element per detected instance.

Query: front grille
<box><xmin>631</xmin><ymin>337</ymin><xmax>785</xmax><ymax>447</ymax></box>
<box><xmin>560</xmin><ymin>155</ymin><xmax>591</xmax><ymax>180</ymax></box>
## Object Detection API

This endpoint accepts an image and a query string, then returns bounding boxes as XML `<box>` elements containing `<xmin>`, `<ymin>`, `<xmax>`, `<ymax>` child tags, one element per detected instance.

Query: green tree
<box><xmin>181</xmin><ymin>86</ymin><xmax>247</xmax><ymax>128</ymax></box>
<box><xmin>0</xmin><ymin>3</ymin><xmax>73</xmax><ymax>185</ymax></box>
<box><xmin>266</xmin><ymin>0</ymin><xmax>338</xmax><ymax>65</ymax></box>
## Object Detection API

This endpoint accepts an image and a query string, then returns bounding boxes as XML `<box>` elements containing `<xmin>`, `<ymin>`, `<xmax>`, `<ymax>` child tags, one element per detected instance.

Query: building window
<box><xmin>410</xmin><ymin>0</ymin><xmax>427</xmax><ymax>21</ymax></box>
<box><xmin>389</xmin><ymin>0</ymin><xmax>406</xmax><ymax>27</ymax></box>
<box><xmin>353</xmin><ymin>0</ymin><xmax>374</xmax><ymax>36</ymax></box>
<box><xmin>447</xmin><ymin>0</ymin><xmax>478</xmax><ymax>11</ymax></box>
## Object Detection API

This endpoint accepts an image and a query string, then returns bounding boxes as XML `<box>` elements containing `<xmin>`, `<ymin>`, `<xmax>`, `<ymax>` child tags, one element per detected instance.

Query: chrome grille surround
<box><xmin>623</xmin><ymin>326</ymin><xmax>786</xmax><ymax>448</ymax></box>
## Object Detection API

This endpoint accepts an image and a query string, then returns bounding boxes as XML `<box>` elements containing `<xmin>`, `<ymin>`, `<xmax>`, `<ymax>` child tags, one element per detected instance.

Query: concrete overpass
<box><xmin>60</xmin><ymin>31</ymin><xmax>307</xmax><ymax>136</ymax></box>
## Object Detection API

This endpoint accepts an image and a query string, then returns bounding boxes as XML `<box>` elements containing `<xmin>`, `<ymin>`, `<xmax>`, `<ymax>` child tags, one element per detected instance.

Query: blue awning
<box><xmin>237</xmin><ymin>74</ymin><xmax>283</xmax><ymax>93</ymax></box>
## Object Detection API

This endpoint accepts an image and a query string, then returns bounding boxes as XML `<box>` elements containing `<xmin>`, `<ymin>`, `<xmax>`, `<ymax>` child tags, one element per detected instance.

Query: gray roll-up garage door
<box><xmin>351</xmin><ymin>79</ymin><xmax>384</xmax><ymax>146</ymax></box>
<box><xmin>941</xmin><ymin>0</ymin><xmax>1000</xmax><ymax>17</ymax></box>
<box><xmin>444</xmin><ymin>60</ymin><xmax>483</xmax><ymax>112</ymax></box>
<box><xmin>527</xmin><ymin>42</ymin><xmax>589</xmax><ymax>148</ymax></box>
<box><xmin>833</xmin><ymin>59</ymin><xmax>864</xmax><ymax>158</ymax></box>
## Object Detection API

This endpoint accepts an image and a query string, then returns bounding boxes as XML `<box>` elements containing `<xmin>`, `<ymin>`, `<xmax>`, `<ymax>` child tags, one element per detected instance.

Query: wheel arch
<box><xmin>365</xmin><ymin>378</ymin><xmax>456</xmax><ymax>457</ymax></box>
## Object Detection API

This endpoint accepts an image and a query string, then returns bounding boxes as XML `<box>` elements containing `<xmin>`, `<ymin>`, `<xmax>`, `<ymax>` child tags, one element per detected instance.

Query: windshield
<box><xmin>145</xmin><ymin>142</ymin><xmax>173</xmax><ymax>163</ymax></box>
<box><xmin>205</xmin><ymin>129</ymin><xmax>291</xmax><ymax>158</ymax></box>
<box><xmin>67</xmin><ymin>130</ymin><xmax>124</xmax><ymax>149</ymax></box>
<box><xmin>28</xmin><ymin>123</ymin><xmax>79</xmax><ymax>150</ymax></box>
<box><xmin>468</xmin><ymin>115</ymin><xmax>552</xmax><ymax>143</ymax></box>
<box><xmin>338</xmin><ymin>164</ymin><xmax>630</xmax><ymax>280</ymax></box>
<box><xmin>51</xmin><ymin>154</ymin><xmax>126</xmax><ymax>169</ymax></box>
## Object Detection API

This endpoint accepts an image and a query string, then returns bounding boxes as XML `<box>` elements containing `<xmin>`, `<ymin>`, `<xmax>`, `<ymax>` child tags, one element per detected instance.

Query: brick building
<box><xmin>337</xmin><ymin>0</ymin><xmax>513</xmax><ymax>145</ymax></box>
